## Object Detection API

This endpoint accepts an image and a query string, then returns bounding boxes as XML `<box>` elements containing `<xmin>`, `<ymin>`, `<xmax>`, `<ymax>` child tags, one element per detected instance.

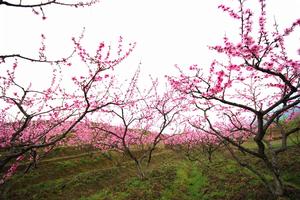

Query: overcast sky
<box><xmin>1</xmin><ymin>0</ymin><xmax>300</xmax><ymax>89</ymax></box>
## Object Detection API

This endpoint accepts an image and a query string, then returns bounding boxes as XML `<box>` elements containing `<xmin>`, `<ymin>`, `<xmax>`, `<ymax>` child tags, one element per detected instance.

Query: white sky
<box><xmin>1</xmin><ymin>0</ymin><xmax>300</xmax><ymax>89</ymax></box>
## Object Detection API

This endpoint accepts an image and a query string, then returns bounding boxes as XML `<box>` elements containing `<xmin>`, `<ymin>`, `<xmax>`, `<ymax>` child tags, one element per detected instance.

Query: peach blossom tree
<box><xmin>0</xmin><ymin>0</ymin><xmax>135</xmax><ymax>183</ymax></box>
<box><xmin>168</xmin><ymin>0</ymin><xmax>300</xmax><ymax>197</ymax></box>
<box><xmin>69</xmin><ymin>74</ymin><xmax>183</xmax><ymax>179</ymax></box>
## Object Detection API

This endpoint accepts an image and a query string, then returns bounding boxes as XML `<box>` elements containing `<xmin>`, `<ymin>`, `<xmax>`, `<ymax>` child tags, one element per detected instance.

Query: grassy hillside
<box><xmin>1</xmin><ymin>144</ymin><xmax>300</xmax><ymax>200</ymax></box>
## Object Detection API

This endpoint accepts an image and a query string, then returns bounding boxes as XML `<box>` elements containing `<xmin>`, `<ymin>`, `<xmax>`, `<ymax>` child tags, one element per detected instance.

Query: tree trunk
<box><xmin>262</xmin><ymin>157</ymin><xmax>285</xmax><ymax>199</ymax></box>
<box><xmin>271</xmin><ymin>171</ymin><xmax>285</xmax><ymax>199</ymax></box>
<box><xmin>135</xmin><ymin>161</ymin><xmax>145</xmax><ymax>179</ymax></box>
<box><xmin>147</xmin><ymin>148</ymin><xmax>154</xmax><ymax>166</ymax></box>
<box><xmin>208</xmin><ymin>151</ymin><xmax>212</xmax><ymax>163</ymax></box>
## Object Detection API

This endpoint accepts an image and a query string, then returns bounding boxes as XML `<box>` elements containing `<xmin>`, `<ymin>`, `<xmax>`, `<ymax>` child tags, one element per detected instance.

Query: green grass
<box><xmin>160</xmin><ymin>162</ymin><xmax>207</xmax><ymax>200</ymax></box>
<box><xmin>1</xmin><ymin>146</ymin><xmax>300</xmax><ymax>200</ymax></box>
